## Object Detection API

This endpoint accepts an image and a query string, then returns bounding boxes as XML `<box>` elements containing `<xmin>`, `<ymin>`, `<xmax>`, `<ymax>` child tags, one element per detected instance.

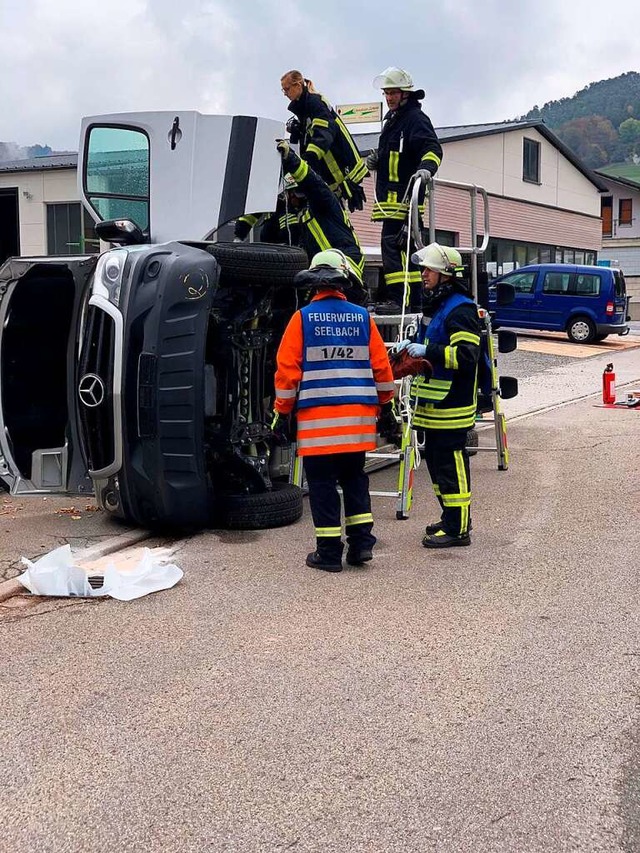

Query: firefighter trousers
<box><xmin>380</xmin><ymin>219</ymin><xmax>422</xmax><ymax>308</ymax></box>
<box><xmin>422</xmin><ymin>428</ymin><xmax>472</xmax><ymax>536</ymax></box>
<box><xmin>304</xmin><ymin>452</ymin><xmax>376</xmax><ymax>560</ymax></box>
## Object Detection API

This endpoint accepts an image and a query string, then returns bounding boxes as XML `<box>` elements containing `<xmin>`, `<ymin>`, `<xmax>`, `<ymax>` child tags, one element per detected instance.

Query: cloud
<box><xmin>1</xmin><ymin>0</ymin><xmax>639</xmax><ymax>150</ymax></box>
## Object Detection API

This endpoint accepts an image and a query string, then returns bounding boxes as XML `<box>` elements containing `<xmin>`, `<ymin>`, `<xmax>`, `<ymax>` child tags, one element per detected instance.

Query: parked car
<box><xmin>488</xmin><ymin>264</ymin><xmax>630</xmax><ymax>343</ymax></box>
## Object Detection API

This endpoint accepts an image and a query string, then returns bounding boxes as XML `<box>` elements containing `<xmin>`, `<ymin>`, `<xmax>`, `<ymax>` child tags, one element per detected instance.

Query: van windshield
<box><xmin>614</xmin><ymin>271</ymin><xmax>626</xmax><ymax>297</ymax></box>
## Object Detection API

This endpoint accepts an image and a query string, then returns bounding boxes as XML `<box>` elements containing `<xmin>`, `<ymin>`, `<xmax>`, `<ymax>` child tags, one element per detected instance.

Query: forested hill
<box><xmin>519</xmin><ymin>71</ymin><xmax>640</xmax><ymax>169</ymax></box>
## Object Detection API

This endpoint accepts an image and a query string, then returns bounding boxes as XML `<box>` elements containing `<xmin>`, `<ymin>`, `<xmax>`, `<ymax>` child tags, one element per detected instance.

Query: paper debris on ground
<box><xmin>17</xmin><ymin>544</ymin><xmax>183</xmax><ymax>601</ymax></box>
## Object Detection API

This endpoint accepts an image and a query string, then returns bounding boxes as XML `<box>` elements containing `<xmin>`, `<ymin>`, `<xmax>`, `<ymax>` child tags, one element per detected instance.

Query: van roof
<box><xmin>500</xmin><ymin>263</ymin><xmax>622</xmax><ymax>275</ymax></box>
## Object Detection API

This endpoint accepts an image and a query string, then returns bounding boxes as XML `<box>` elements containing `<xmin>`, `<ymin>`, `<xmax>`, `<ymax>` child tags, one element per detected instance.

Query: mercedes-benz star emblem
<box><xmin>78</xmin><ymin>373</ymin><xmax>106</xmax><ymax>408</ymax></box>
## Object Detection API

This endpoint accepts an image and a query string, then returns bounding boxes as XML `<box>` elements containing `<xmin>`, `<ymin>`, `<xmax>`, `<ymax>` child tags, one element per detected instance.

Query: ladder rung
<box><xmin>369</xmin><ymin>490</ymin><xmax>400</xmax><ymax>497</ymax></box>
<box><xmin>366</xmin><ymin>452</ymin><xmax>402</xmax><ymax>460</ymax></box>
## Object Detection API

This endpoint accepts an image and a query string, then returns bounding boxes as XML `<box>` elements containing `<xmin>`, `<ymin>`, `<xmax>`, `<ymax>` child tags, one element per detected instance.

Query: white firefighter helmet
<box><xmin>309</xmin><ymin>248</ymin><xmax>351</xmax><ymax>278</ymax></box>
<box><xmin>294</xmin><ymin>248</ymin><xmax>352</xmax><ymax>290</ymax></box>
<box><xmin>411</xmin><ymin>243</ymin><xmax>463</xmax><ymax>275</ymax></box>
<box><xmin>282</xmin><ymin>173</ymin><xmax>299</xmax><ymax>191</ymax></box>
<box><xmin>373</xmin><ymin>67</ymin><xmax>415</xmax><ymax>91</ymax></box>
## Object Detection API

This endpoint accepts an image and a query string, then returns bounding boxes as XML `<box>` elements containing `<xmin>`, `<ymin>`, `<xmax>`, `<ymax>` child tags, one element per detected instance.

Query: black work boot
<box><xmin>345</xmin><ymin>547</ymin><xmax>374</xmax><ymax>567</ymax></box>
<box><xmin>425</xmin><ymin>520</ymin><xmax>472</xmax><ymax>535</ymax></box>
<box><xmin>422</xmin><ymin>530</ymin><xmax>471</xmax><ymax>548</ymax></box>
<box><xmin>306</xmin><ymin>551</ymin><xmax>343</xmax><ymax>573</ymax></box>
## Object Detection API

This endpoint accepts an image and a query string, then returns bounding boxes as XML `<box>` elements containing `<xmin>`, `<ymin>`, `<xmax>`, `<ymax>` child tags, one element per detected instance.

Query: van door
<box><xmin>494</xmin><ymin>270</ymin><xmax>538</xmax><ymax>328</ymax></box>
<box><xmin>0</xmin><ymin>256</ymin><xmax>96</xmax><ymax>496</ymax></box>
<box><xmin>534</xmin><ymin>268</ymin><xmax>574</xmax><ymax>330</ymax></box>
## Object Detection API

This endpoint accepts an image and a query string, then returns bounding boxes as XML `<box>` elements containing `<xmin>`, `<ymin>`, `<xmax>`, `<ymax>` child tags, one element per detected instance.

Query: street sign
<box><xmin>336</xmin><ymin>102</ymin><xmax>382</xmax><ymax>124</ymax></box>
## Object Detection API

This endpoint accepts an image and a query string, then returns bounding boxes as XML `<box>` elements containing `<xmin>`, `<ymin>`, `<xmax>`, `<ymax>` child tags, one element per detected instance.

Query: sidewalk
<box><xmin>0</xmin><ymin>494</ymin><xmax>145</xmax><ymax>584</ymax></box>
<box><xmin>501</xmin><ymin>344</ymin><xmax>640</xmax><ymax>419</ymax></box>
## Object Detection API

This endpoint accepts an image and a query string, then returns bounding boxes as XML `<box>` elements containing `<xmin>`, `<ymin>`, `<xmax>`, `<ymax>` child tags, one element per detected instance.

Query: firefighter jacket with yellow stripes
<box><xmin>274</xmin><ymin>290</ymin><xmax>395</xmax><ymax>456</ymax></box>
<box><xmin>284</xmin><ymin>150</ymin><xmax>365</xmax><ymax>283</ymax></box>
<box><xmin>234</xmin><ymin>197</ymin><xmax>299</xmax><ymax>244</ymax></box>
<box><xmin>288</xmin><ymin>89</ymin><xmax>368</xmax><ymax>202</ymax></box>
<box><xmin>372</xmin><ymin>97</ymin><xmax>443</xmax><ymax>222</ymax></box>
<box><xmin>410</xmin><ymin>291</ymin><xmax>481</xmax><ymax>431</ymax></box>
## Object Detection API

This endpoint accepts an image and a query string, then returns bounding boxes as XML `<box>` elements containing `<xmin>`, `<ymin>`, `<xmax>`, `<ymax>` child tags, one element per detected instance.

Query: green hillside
<box><xmin>520</xmin><ymin>71</ymin><xmax>640</xmax><ymax>168</ymax></box>
<box><xmin>597</xmin><ymin>161</ymin><xmax>640</xmax><ymax>183</ymax></box>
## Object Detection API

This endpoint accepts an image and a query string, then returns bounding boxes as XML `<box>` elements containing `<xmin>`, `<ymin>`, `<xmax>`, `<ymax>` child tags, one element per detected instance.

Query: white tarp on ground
<box><xmin>17</xmin><ymin>544</ymin><xmax>183</xmax><ymax>601</ymax></box>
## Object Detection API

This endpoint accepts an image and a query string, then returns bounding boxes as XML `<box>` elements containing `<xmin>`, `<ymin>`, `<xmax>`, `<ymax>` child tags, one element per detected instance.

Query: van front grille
<box><xmin>77</xmin><ymin>305</ymin><xmax>116</xmax><ymax>472</ymax></box>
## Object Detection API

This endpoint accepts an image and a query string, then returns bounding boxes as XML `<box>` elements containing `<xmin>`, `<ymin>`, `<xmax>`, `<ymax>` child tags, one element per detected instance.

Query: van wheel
<box><xmin>567</xmin><ymin>316</ymin><xmax>596</xmax><ymax>344</ymax></box>
<box><xmin>205</xmin><ymin>242</ymin><xmax>308</xmax><ymax>288</ymax></box>
<box><xmin>215</xmin><ymin>482</ymin><xmax>304</xmax><ymax>530</ymax></box>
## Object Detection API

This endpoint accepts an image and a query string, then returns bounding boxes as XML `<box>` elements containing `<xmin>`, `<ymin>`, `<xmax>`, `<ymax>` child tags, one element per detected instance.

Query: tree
<box><xmin>619</xmin><ymin>118</ymin><xmax>640</xmax><ymax>158</ymax></box>
<box><xmin>555</xmin><ymin>116</ymin><xmax>619</xmax><ymax>168</ymax></box>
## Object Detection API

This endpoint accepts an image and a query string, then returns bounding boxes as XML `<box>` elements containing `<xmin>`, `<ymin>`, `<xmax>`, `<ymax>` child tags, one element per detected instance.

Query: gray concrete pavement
<box><xmin>0</xmin><ymin>493</ymin><xmax>143</xmax><ymax>583</ymax></box>
<box><xmin>2</xmin><ymin>354</ymin><xmax>640</xmax><ymax>850</ymax></box>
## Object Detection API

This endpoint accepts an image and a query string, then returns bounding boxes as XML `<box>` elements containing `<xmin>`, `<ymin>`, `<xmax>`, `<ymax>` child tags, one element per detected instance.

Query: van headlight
<box><xmin>93</xmin><ymin>250</ymin><xmax>126</xmax><ymax>306</ymax></box>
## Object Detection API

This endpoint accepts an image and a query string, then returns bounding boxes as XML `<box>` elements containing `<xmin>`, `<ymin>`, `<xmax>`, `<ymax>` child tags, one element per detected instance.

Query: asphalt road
<box><xmin>2</xmin><ymin>351</ymin><xmax>640</xmax><ymax>851</ymax></box>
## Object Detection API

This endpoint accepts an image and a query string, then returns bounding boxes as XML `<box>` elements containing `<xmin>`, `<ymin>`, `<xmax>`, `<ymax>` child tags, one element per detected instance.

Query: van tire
<box><xmin>205</xmin><ymin>242</ymin><xmax>308</xmax><ymax>288</ymax></box>
<box><xmin>216</xmin><ymin>482</ymin><xmax>304</xmax><ymax>530</ymax></box>
<box><xmin>567</xmin><ymin>316</ymin><xmax>596</xmax><ymax>344</ymax></box>
<box><xmin>595</xmin><ymin>333</ymin><xmax>609</xmax><ymax>342</ymax></box>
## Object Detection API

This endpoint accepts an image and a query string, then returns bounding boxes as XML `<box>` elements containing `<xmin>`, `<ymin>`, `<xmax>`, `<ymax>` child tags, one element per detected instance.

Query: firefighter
<box><xmin>281</xmin><ymin>70</ymin><xmax>368</xmax><ymax>212</ymax></box>
<box><xmin>233</xmin><ymin>196</ymin><xmax>300</xmax><ymax>245</ymax></box>
<box><xmin>272</xmin><ymin>249</ymin><xmax>396</xmax><ymax>572</ymax></box>
<box><xmin>367</xmin><ymin>67</ymin><xmax>443</xmax><ymax>315</ymax></box>
<box><xmin>276</xmin><ymin>139</ymin><xmax>368</xmax><ymax>306</ymax></box>
<box><xmin>397</xmin><ymin>243</ymin><xmax>480</xmax><ymax>548</ymax></box>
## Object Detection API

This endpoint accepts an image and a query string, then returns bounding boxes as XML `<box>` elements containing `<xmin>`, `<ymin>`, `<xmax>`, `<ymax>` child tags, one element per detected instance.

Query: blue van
<box><xmin>488</xmin><ymin>264</ymin><xmax>630</xmax><ymax>343</ymax></box>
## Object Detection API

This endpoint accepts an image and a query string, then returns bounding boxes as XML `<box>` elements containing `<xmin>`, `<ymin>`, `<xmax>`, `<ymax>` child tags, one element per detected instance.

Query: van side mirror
<box><xmin>95</xmin><ymin>219</ymin><xmax>147</xmax><ymax>246</ymax></box>
<box><xmin>499</xmin><ymin>376</ymin><xmax>518</xmax><ymax>399</ymax></box>
<box><xmin>498</xmin><ymin>330</ymin><xmax>518</xmax><ymax>353</ymax></box>
<box><xmin>496</xmin><ymin>282</ymin><xmax>516</xmax><ymax>306</ymax></box>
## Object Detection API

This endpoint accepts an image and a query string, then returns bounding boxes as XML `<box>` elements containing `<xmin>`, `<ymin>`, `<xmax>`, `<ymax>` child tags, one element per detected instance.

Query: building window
<box><xmin>47</xmin><ymin>203</ymin><xmax>100</xmax><ymax>254</ymax></box>
<box><xmin>619</xmin><ymin>198</ymin><xmax>632</xmax><ymax>226</ymax></box>
<box><xmin>523</xmin><ymin>138</ymin><xmax>540</xmax><ymax>183</ymax></box>
<box><xmin>601</xmin><ymin>196</ymin><xmax>613</xmax><ymax>237</ymax></box>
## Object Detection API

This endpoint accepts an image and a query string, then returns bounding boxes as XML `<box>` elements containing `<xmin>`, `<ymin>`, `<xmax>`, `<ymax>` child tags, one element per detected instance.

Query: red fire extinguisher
<box><xmin>602</xmin><ymin>363</ymin><xmax>616</xmax><ymax>404</ymax></box>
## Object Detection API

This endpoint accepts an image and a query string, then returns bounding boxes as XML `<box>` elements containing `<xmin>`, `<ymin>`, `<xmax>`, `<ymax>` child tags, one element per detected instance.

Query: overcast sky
<box><xmin>2</xmin><ymin>0</ymin><xmax>639</xmax><ymax>152</ymax></box>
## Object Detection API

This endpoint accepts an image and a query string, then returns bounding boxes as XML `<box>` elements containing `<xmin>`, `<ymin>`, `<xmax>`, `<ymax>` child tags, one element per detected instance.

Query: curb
<box><xmin>0</xmin><ymin>528</ymin><xmax>151</xmax><ymax>603</ymax></box>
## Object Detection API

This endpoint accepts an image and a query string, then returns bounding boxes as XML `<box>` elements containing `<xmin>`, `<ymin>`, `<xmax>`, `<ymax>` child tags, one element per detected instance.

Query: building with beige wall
<box><xmin>350</xmin><ymin>119</ymin><xmax>608</xmax><ymax>288</ymax></box>
<box><xmin>0</xmin><ymin>155</ymin><xmax>97</xmax><ymax>264</ymax></box>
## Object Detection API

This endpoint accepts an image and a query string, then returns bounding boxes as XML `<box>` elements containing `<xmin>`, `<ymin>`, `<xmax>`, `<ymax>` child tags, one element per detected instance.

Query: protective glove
<box><xmin>366</xmin><ymin>149</ymin><xmax>379</xmax><ymax>171</ymax></box>
<box><xmin>376</xmin><ymin>400</ymin><xmax>401</xmax><ymax>445</ymax></box>
<box><xmin>276</xmin><ymin>139</ymin><xmax>291</xmax><ymax>158</ymax></box>
<box><xmin>407</xmin><ymin>342</ymin><xmax>428</xmax><ymax>358</ymax></box>
<box><xmin>394</xmin><ymin>339</ymin><xmax>412</xmax><ymax>352</ymax></box>
<box><xmin>345</xmin><ymin>180</ymin><xmax>366</xmax><ymax>212</ymax></box>
<box><xmin>270</xmin><ymin>411</ymin><xmax>294</xmax><ymax>444</ymax></box>
<box><xmin>286</xmin><ymin>116</ymin><xmax>301</xmax><ymax>144</ymax></box>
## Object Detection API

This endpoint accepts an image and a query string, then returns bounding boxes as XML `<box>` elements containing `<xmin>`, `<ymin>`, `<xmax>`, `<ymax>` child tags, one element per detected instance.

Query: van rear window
<box><xmin>614</xmin><ymin>271</ymin><xmax>626</xmax><ymax>297</ymax></box>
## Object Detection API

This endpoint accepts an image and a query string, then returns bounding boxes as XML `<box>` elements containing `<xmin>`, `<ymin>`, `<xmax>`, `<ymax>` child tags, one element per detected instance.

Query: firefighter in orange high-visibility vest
<box><xmin>273</xmin><ymin>250</ymin><xmax>396</xmax><ymax>573</ymax></box>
